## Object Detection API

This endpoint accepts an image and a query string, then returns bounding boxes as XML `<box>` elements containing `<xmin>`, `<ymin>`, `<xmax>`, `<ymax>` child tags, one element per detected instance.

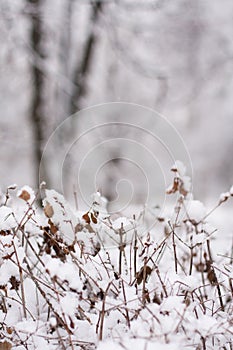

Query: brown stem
<box><xmin>12</xmin><ymin>241</ymin><xmax>27</xmax><ymax>319</ymax></box>
<box><xmin>122</xmin><ymin>280</ymin><xmax>130</xmax><ymax>329</ymax></box>
<box><xmin>99</xmin><ymin>282</ymin><xmax>112</xmax><ymax>341</ymax></box>
<box><xmin>155</xmin><ymin>265</ymin><xmax>168</xmax><ymax>298</ymax></box>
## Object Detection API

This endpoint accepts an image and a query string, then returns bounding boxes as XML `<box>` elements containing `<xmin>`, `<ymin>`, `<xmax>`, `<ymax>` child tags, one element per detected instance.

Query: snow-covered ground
<box><xmin>0</xmin><ymin>168</ymin><xmax>233</xmax><ymax>349</ymax></box>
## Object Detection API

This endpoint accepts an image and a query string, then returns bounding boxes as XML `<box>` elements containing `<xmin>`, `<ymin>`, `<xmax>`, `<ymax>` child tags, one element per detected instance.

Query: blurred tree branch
<box><xmin>69</xmin><ymin>0</ymin><xmax>103</xmax><ymax>115</ymax></box>
<box><xmin>27</xmin><ymin>0</ymin><xmax>48</xmax><ymax>190</ymax></box>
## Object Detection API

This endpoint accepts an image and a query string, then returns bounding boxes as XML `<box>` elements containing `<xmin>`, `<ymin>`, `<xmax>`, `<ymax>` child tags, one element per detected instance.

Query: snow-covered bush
<box><xmin>0</xmin><ymin>165</ymin><xmax>233</xmax><ymax>349</ymax></box>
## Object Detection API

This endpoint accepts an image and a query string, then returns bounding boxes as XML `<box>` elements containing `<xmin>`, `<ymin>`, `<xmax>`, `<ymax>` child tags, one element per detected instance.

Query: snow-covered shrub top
<box><xmin>0</xmin><ymin>166</ymin><xmax>233</xmax><ymax>350</ymax></box>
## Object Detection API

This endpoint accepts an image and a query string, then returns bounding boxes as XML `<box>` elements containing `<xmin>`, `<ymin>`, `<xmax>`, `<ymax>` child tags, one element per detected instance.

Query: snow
<box><xmin>0</xmin><ymin>181</ymin><xmax>232</xmax><ymax>349</ymax></box>
<box><xmin>176</xmin><ymin>274</ymin><xmax>200</xmax><ymax>291</ymax></box>
<box><xmin>17</xmin><ymin>185</ymin><xmax>35</xmax><ymax>204</ymax></box>
<box><xmin>97</xmin><ymin>340</ymin><xmax>123</xmax><ymax>350</ymax></box>
<box><xmin>186</xmin><ymin>200</ymin><xmax>206</xmax><ymax>222</ymax></box>
<box><xmin>43</xmin><ymin>189</ymin><xmax>79</xmax><ymax>245</ymax></box>
<box><xmin>49</xmin><ymin>316</ymin><xmax>57</xmax><ymax>328</ymax></box>
<box><xmin>194</xmin><ymin>315</ymin><xmax>219</xmax><ymax>337</ymax></box>
<box><xmin>171</xmin><ymin>160</ymin><xmax>186</xmax><ymax>176</ymax></box>
<box><xmin>60</xmin><ymin>294</ymin><xmax>77</xmax><ymax>317</ymax></box>
<box><xmin>44</xmin><ymin>255</ymin><xmax>82</xmax><ymax>290</ymax></box>
<box><xmin>0</xmin><ymin>260</ymin><xmax>19</xmax><ymax>285</ymax></box>
<box><xmin>112</xmin><ymin>216</ymin><xmax>134</xmax><ymax>230</ymax></box>
<box><xmin>182</xmin><ymin>175</ymin><xmax>192</xmax><ymax>193</ymax></box>
<box><xmin>0</xmin><ymin>206</ymin><xmax>16</xmax><ymax>230</ymax></box>
<box><xmin>219</xmin><ymin>191</ymin><xmax>230</xmax><ymax>203</ymax></box>
<box><xmin>91</xmin><ymin>191</ymin><xmax>108</xmax><ymax>214</ymax></box>
<box><xmin>160</xmin><ymin>296</ymin><xmax>184</xmax><ymax>313</ymax></box>
<box><xmin>230</xmin><ymin>185</ymin><xmax>233</xmax><ymax>196</ymax></box>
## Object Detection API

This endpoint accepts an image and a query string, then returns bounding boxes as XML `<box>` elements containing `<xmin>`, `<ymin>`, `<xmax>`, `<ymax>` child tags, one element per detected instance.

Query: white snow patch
<box><xmin>43</xmin><ymin>189</ymin><xmax>79</xmax><ymax>244</ymax></box>
<box><xmin>171</xmin><ymin>160</ymin><xmax>186</xmax><ymax>176</ymax></box>
<box><xmin>230</xmin><ymin>185</ymin><xmax>233</xmax><ymax>196</ymax></box>
<box><xmin>0</xmin><ymin>206</ymin><xmax>16</xmax><ymax>230</ymax></box>
<box><xmin>186</xmin><ymin>200</ymin><xmax>206</xmax><ymax>222</ymax></box>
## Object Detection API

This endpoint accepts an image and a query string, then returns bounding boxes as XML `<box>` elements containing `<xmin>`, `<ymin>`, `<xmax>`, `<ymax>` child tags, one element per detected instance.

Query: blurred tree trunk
<box><xmin>54</xmin><ymin>1</ymin><xmax>103</xmax><ymax>196</ymax></box>
<box><xmin>69</xmin><ymin>0</ymin><xmax>103</xmax><ymax>115</ymax></box>
<box><xmin>27</xmin><ymin>0</ymin><xmax>48</xmax><ymax>190</ymax></box>
<box><xmin>27</xmin><ymin>0</ymin><xmax>103</xmax><ymax>192</ymax></box>
<box><xmin>56</xmin><ymin>0</ymin><xmax>74</xmax><ymax>123</ymax></box>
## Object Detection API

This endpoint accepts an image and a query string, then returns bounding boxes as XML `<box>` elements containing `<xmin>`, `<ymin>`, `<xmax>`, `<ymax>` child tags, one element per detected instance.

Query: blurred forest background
<box><xmin>0</xmin><ymin>0</ymin><xmax>233</xmax><ymax>205</ymax></box>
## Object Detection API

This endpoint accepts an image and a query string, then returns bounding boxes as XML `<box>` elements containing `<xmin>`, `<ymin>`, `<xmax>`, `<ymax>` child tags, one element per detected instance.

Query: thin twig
<box><xmin>12</xmin><ymin>241</ymin><xmax>27</xmax><ymax>319</ymax></box>
<box><xmin>99</xmin><ymin>282</ymin><xmax>112</xmax><ymax>341</ymax></box>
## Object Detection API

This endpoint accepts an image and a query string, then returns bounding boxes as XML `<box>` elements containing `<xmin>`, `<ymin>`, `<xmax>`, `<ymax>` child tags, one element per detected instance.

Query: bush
<box><xmin>0</xmin><ymin>166</ymin><xmax>233</xmax><ymax>349</ymax></box>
